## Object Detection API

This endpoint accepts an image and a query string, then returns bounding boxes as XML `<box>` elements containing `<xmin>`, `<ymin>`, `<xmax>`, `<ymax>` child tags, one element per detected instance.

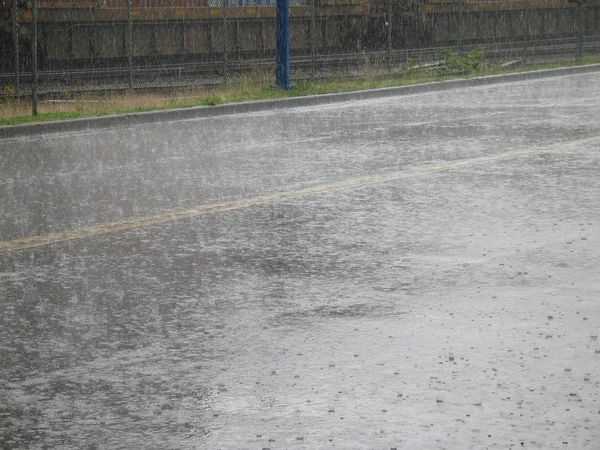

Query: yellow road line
<box><xmin>1</xmin><ymin>136</ymin><xmax>598</xmax><ymax>254</ymax></box>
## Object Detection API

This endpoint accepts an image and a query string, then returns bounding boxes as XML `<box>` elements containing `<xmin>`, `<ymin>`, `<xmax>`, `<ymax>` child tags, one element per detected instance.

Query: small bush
<box><xmin>204</xmin><ymin>96</ymin><xmax>223</xmax><ymax>106</ymax></box>
<box><xmin>441</xmin><ymin>48</ymin><xmax>483</xmax><ymax>74</ymax></box>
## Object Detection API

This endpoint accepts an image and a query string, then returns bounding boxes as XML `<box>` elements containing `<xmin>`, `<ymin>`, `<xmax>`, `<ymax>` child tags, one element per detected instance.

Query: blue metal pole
<box><xmin>276</xmin><ymin>0</ymin><xmax>292</xmax><ymax>89</ymax></box>
<box><xmin>32</xmin><ymin>0</ymin><xmax>38</xmax><ymax>115</ymax></box>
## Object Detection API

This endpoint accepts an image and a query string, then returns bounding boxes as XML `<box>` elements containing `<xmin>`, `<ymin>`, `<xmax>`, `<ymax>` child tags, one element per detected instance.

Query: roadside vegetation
<box><xmin>1</xmin><ymin>53</ymin><xmax>599</xmax><ymax>126</ymax></box>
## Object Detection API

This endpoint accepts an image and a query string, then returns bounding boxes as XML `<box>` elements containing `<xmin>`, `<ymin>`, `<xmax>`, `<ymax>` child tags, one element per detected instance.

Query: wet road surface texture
<box><xmin>1</xmin><ymin>73</ymin><xmax>600</xmax><ymax>449</ymax></box>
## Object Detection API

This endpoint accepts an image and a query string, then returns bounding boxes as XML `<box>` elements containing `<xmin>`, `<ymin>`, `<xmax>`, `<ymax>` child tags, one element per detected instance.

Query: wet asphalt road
<box><xmin>1</xmin><ymin>73</ymin><xmax>600</xmax><ymax>449</ymax></box>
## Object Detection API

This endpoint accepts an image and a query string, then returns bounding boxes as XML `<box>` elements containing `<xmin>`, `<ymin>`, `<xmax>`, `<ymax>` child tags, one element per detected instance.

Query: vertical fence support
<box><xmin>12</xmin><ymin>0</ymin><xmax>20</xmax><ymax>96</ymax></box>
<box><xmin>523</xmin><ymin>0</ymin><xmax>529</xmax><ymax>62</ymax></box>
<box><xmin>310</xmin><ymin>0</ymin><xmax>316</xmax><ymax>77</ymax></box>
<box><xmin>576</xmin><ymin>1</ymin><xmax>583</xmax><ymax>59</ymax></box>
<box><xmin>276</xmin><ymin>0</ymin><xmax>292</xmax><ymax>89</ymax></box>
<box><xmin>387</xmin><ymin>0</ymin><xmax>392</xmax><ymax>65</ymax></box>
<box><xmin>127</xmin><ymin>0</ymin><xmax>133</xmax><ymax>90</ymax></box>
<box><xmin>457</xmin><ymin>0</ymin><xmax>463</xmax><ymax>55</ymax></box>
<box><xmin>32</xmin><ymin>0</ymin><xmax>38</xmax><ymax>115</ymax></box>
<box><xmin>222</xmin><ymin>0</ymin><xmax>228</xmax><ymax>79</ymax></box>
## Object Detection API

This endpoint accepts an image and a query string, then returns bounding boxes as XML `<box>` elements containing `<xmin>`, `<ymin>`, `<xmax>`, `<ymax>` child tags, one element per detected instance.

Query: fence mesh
<box><xmin>0</xmin><ymin>0</ymin><xmax>599</xmax><ymax>99</ymax></box>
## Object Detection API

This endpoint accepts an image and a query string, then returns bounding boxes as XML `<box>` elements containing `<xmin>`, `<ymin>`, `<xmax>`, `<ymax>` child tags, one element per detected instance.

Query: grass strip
<box><xmin>1</xmin><ymin>55</ymin><xmax>599</xmax><ymax>127</ymax></box>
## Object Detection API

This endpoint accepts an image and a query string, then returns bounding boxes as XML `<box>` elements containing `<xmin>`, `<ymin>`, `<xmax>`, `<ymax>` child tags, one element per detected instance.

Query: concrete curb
<box><xmin>2</xmin><ymin>64</ymin><xmax>599</xmax><ymax>141</ymax></box>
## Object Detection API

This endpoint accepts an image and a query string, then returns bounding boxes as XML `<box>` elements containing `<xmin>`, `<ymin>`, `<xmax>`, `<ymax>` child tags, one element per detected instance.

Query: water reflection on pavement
<box><xmin>1</xmin><ymin>73</ymin><xmax>600</xmax><ymax>449</ymax></box>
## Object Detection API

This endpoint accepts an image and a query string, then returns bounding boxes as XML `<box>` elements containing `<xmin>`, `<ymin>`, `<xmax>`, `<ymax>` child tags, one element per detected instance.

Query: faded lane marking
<box><xmin>1</xmin><ymin>135</ymin><xmax>599</xmax><ymax>254</ymax></box>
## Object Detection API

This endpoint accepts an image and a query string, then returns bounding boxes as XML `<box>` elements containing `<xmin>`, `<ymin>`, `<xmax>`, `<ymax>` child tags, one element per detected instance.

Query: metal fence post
<box><xmin>458</xmin><ymin>0</ymin><xmax>463</xmax><ymax>55</ymax></box>
<box><xmin>32</xmin><ymin>0</ymin><xmax>38</xmax><ymax>115</ymax></box>
<box><xmin>387</xmin><ymin>0</ymin><xmax>392</xmax><ymax>65</ymax></box>
<box><xmin>523</xmin><ymin>0</ymin><xmax>529</xmax><ymax>61</ymax></box>
<box><xmin>276</xmin><ymin>0</ymin><xmax>292</xmax><ymax>89</ymax></box>
<box><xmin>127</xmin><ymin>0</ymin><xmax>133</xmax><ymax>89</ymax></box>
<box><xmin>223</xmin><ymin>0</ymin><xmax>228</xmax><ymax>79</ymax></box>
<box><xmin>311</xmin><ymin>0</ymin><xmax>316</xmax><ymax>77</ymax></box>
<box><xmin>12</xmin><ymin>0</ymin><xmax>20</xmax><ymax>95</ymax></box>
<box><xmin>576</xmin><ymin>1</ymin><xmax>583</xmax><ymax>59</ymax></box>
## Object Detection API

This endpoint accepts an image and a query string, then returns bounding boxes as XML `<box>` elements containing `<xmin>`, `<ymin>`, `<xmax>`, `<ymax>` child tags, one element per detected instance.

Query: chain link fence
<box><xmin>1</xmin><ymin>0</ymin><xmax>599</xmax><ymax>99</ymax></box>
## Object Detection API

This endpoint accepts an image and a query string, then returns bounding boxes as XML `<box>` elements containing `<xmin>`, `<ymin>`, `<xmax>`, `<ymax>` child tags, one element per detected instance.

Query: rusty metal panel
<box><xmin>183</xmin><ymin>23</ymin><xmax>212</xmax><ymax>52</ymax></box>
<box><xmin>44</xmin><ymin>28</ymin><xmax>71</xmax><ymax>59</ymax></box>
<box><xmin>236</xmin><ymin>21</ymin><xmax>262</xmax><ymax>51</ymax></box>
<box><xmin>154</xmin><ymin>23</ymin><xmax>182</xmax><ymax>54</ymax></box>
<box><xmin>101</xmin><ymin>0</ymin><xmax>205</xmax><ymax>7</ymax></box>
<box><xmin>290</xmin><ymin>17</ymin><xmax>309</xmax><ymax>48</ymax></box>
<box><xmin>94</xmin><ymin>24</ymin><xmax>126</xmax><ymax>57</ymax></box>
<box><xmin>71</xmin><ymin>25</ymin><xmax>95</xmax><ymax>58</ymax></box>
<box><xmin>133</xmin><ymin>24</ymin><xmax>154</xmax><ymax>55</ymax></box>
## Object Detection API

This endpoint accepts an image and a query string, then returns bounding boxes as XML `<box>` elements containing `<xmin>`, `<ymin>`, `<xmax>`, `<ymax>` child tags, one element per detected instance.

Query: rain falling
<box><xmin>1</xmin><ymin>0</ymin><xmax>600</xmax><ymax>449</ymax></box>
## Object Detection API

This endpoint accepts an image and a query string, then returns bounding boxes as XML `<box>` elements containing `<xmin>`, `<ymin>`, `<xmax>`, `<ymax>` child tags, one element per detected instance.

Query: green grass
<box><xmin>1</xmin><ymin>55</ymin><xmax>599</xmax><ymax>127</ymax></box>
<box><xmin>0</xmin><ymin>97</ymin><xmax>227</xmax><ymax>126</ymax></box>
